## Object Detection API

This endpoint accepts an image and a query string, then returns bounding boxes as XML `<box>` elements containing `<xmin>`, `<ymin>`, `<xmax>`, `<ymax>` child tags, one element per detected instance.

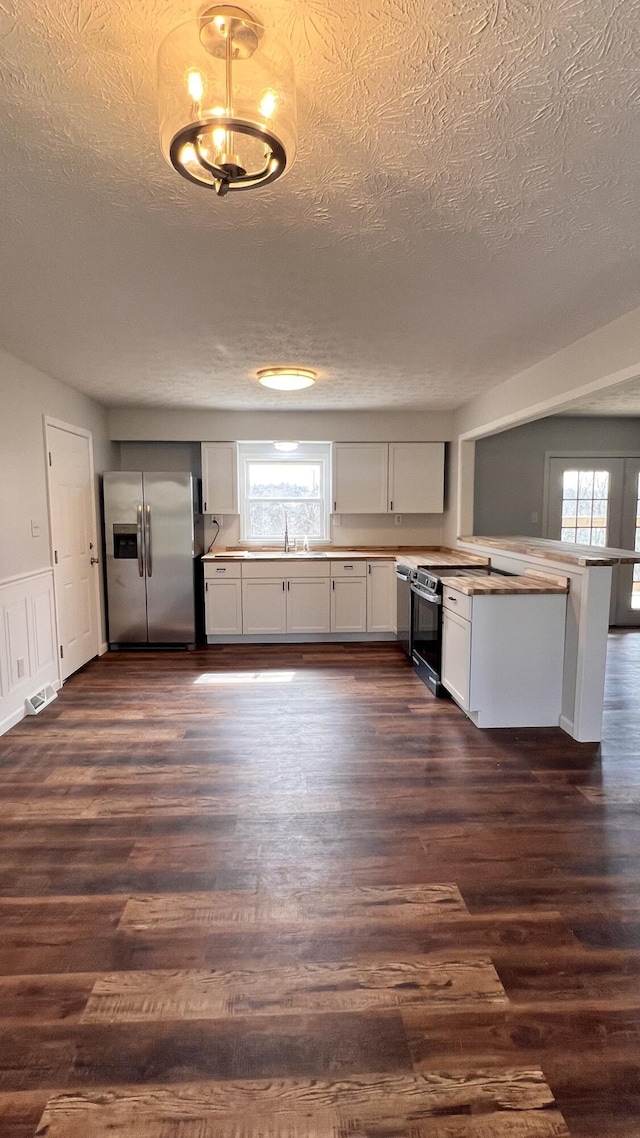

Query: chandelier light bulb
<box><xmin>158</xmin><ymin>5</ymin><xmax>297</xmax><ymax>197</ymax></box>
<box><xmin>257</xmin><ymin>368</ymin><xmax>316</xmax><ymax>392</ymax></box>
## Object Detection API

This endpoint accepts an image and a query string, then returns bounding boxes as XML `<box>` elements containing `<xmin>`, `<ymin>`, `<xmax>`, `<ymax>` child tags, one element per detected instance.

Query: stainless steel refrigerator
<box><xmin>104</xmin><ymin>472</ymin><xmax>201</xmax><ymax>647</ymax></box>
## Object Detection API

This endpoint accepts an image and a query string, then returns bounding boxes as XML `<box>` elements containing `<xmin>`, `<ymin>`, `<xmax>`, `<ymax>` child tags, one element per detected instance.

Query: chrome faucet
<box><xmin>283</xmin><ymin>508</ymin><xmax>290</xmax><ymax>552</ymax></box>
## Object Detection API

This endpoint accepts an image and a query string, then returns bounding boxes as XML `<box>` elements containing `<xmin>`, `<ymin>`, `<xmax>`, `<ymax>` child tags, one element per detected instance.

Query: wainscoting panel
<box><xmin>0</xmin><ymin>569</ymin><xmax>60</xmax><ymax>737</ymax></box>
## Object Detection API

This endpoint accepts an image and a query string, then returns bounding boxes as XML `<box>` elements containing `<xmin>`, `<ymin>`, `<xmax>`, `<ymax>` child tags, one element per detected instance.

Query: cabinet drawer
<box><xmin>330</xmin><ymin>560</ymin><xmax>367</xmax><ymax>578</ymax></box>
<box><xmin>203</xmin><ymin>561</ymin><xmax>241</xmax><ymax>580</ymax></box>
<box><xmin>442</xmin><ymin>585</ymin><xmax>472</xmax><ymax>621</ymax></box>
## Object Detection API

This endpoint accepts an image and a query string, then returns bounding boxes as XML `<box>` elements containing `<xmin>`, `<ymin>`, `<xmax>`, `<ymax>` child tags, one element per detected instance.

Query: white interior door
<box><xmin>46</xmin><ymin>421</ymin><xmax>100</xmax><ymax>678</ymax></box>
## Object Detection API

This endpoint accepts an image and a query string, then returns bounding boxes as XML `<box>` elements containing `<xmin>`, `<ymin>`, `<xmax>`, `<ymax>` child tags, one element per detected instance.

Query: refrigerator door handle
<box><xmin>136</xmin><ymin>504</ymin><xmax>144</xmax><ymax>578</ymax></box>
<box><xmin>145</xmin><ymin>504</ymin><xmax>152</xmax><ymax>577</ymax></box>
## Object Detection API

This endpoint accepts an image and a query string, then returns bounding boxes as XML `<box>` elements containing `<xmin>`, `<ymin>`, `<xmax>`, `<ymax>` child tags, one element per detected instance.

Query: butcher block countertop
<box><xmin>459</xmin><ymin>535</ymin><xmax>640</xmax><ymax>567</ymax></box>
<box><xmin>202</xmin><ymin>546</ymin><xmax>490</xmax><ymax>566</ymax></box>
<box><xmin>440</xmin><ymin>569</ymin><xmax>570</xmax><ymax>596</ymax></box>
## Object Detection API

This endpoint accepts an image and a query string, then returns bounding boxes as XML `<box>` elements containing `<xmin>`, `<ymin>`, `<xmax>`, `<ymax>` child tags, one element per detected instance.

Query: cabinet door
<box><xmin>441</xmin><ymin>609</ymin><xmax>471</xmax><ymax>710</ymax></box>
<box><xmin>331</xmin><ymin>577</ymin><xmax>367</xmax><ymax>632</ymax></box>
<box><xmin>389</xmin><ymin>443</ymin><xmax>445</xmax><ymax>513</ymax></box>
<box><xmin>287</xmin><ymin>578</ymin><xmax>330</xmax><ymax>633</ymax></box>
<box><xmin>201</xmin><ymin>443</ymin><xmax>237</xmax><ymax>514</ymax></box>
<box><xmin>333</xmin><ymin>444</ymin><xmax>388</xmax><ymax>514</ymax></box>
<box><xmin>366</xmin><ymin>561</ymin><xmax>396</xmax><ymax>632</ymax></box>
<box><xmin>242</xmin><ymin>579</ymin><xmax>286</xmax><ymax>634</ymax></box>
<box><xmin>205</xmin><ymin>579</ymin><xmax>242</xmax><ymax>635</ymax></box>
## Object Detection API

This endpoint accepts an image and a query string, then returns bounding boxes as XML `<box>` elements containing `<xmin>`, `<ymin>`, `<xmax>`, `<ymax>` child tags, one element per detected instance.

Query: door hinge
<box><xmin>48</xmin><ymin>452</ymin><xmax>52</xmax><ymax>467</ymax></box>
<box><xmin>54</xmin><ymin>550</ymin><xmax>58</xmax><ymax>564</ymax></box>
<box><xmin>59</xmin><ymin>645</ymin><xmax>64</xmax><ymax>659</ymax></box>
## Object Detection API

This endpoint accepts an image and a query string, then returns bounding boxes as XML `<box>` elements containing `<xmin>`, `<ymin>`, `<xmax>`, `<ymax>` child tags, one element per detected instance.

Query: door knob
<box><xmin>90</xmin><ymin>557</ymin><xmax>99</xmax><ymax>565</ymax></box>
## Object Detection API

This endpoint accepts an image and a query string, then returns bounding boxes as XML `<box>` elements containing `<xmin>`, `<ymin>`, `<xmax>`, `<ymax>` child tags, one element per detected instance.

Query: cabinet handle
<box><xmin>216</xmin><ymin>567</ymin><xmax>227</xmax><ymax>573</ymax></box>
<box><xmin>332</xmin><ymin>580</ymin><xmax>335</xmax><ymax>591</ymax></box>
<box><xmin>344</xmin><ymin>564</ymin><xmax>353</xmax><ymax>569</ymax></box>
<box><xmin>368</xmin><ymin>564</ymin><xmax>371</xmax><ymax>574</ymax></box>
<box><xmin>205</xmin><ymin>581</ymin><xmax>208</xmax><ymax>592</ymax></box>
<box><xmin>447</xmin><ymin>595</ymin><xmax>458</xmax><ymax>602</ymax></box>
<box><xmin>282</xmin><ymin>581</ymin><xmax>285</xmax><ymax>591</ymax></box>
<box><xmin>203</xmin><ymin>501</ymin><xmax>207</xmax><ymax>513</ymax></box>
<box><xmin>287</xmin><ymin>581</ymin><xmax>290</xmax><ymax>591</ymax></box>
<box><xmin>390</xmin><ymin>500</ymin><xmax>393</xmax><ymax>511</ymax></box>
<box><xmin>333</xmin><ymin>501</ymin><xmax>337</xmax><ymax>511</ymax></box>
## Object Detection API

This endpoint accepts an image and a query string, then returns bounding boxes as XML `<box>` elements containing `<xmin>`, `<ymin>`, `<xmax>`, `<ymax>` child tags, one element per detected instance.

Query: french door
<box><xmin>545</xmin><ymin>456</ymin><xmax>640</xmax><ymax>627</ymax></box>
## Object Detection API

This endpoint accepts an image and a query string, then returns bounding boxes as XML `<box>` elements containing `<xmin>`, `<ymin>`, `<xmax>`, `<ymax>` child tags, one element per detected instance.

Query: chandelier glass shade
<box><xmin>157</xmin><ymin>6</ymin><xmax>296</xmax><ymax>196</ymax></box>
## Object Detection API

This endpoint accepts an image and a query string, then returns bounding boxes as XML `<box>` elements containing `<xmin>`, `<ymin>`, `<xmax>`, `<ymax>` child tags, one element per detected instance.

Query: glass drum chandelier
<box><xmin>157</xmin><ymin>6</ymin><xmax>296</xmax><ymax>197</ymax></box>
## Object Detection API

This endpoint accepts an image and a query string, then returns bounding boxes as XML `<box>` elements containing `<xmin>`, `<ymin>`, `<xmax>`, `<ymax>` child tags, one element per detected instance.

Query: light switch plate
<box><xmin>31</xmin><ymin>520</ymin><xmax>41</xmax><ymax>537</ymax></box>
<box><xmin>394</xmin><ymin>515</ymin><xmax>402</xmax><ymax>525</ymax></box>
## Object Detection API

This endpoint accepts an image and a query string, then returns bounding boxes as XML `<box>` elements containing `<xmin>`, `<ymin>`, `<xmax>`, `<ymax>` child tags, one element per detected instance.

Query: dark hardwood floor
<box><xmin>0</xmin><ymin>631</ymin><xmax>639</xmax><ymax>1136</ymax></box>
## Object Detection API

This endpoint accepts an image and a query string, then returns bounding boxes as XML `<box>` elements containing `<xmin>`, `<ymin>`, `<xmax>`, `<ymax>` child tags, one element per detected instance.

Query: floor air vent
<box><xmin>25</xmin><ymin>685</ymin><xmax>57</xmax><ymax>715</ymax></box>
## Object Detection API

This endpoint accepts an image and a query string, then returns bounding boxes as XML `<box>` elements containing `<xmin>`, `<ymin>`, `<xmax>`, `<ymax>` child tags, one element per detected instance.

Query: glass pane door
<box><xmin>559</xmin><ymin>468</ymin><xmax>610</xmax><ymax>546</ymax></box>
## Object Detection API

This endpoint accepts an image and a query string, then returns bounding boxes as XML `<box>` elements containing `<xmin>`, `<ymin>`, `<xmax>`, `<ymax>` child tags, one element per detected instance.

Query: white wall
<box><xmin>109</xmin><ymin>408</ymin><xmax>454</xmax><ymax>443</ymax></box>
<box><xmin>0</xmin><ymin>348</ymin><xmax>115</xmax><ymax>581</ymax></box>
<box><xmin>474</xmin><ymin>416</ymin><xmax>640</xmax><ymax>536</ymax></box>
<box><xmin>0</xmin><ymin>348</ymin><xmax>115</xmax><ymax>735</ymax></box>
<box><xmin>112</xmin><ymin>412</ymin><xmax>452</xmax><ymax>550</ymax></box>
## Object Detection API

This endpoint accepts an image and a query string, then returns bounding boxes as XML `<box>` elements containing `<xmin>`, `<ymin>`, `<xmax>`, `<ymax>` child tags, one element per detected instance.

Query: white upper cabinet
<box><xmin>332</xmin><ymin>442</ymin><xmax>445</xmax><ymax>515</ymax></box>
<box><xmin>332</xmin><ymin>444</ymin><xmax>388</xmax><ymax>514</ymax></box>
<box><xmin>389</xmin><ymin>443</ymin><xmax>445</xmax><ymax>514</ymax></box>
<box><xmin>201</xmin><ymin>443</ymin><xmax>238</xmax><ymax>515</ymax></box>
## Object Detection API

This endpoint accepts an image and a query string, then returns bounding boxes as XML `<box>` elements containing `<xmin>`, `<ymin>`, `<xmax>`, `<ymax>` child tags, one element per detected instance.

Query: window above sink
<box><xmin>238</xmin><ymin>442</ymin><xmax>331</xmax><ymax>545</ymax></box>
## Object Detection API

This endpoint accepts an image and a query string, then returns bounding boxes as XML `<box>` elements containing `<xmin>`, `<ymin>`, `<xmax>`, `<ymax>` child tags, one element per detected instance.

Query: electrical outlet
<box><xmin>16</xmin><ymin>657</ymin><xmax>25</xmax><ymax>678</ymax></box>
<box><xmin>31</xmin><ymin>520</ymin><xmax>40</xmax><ymax>537</ymax></box>
<box><xmin>333</xmin><ymin>514</ymin><xmax>341</xmax><ymax>526</ymax></box>
<box><xmin>394</xmin><ymin>514</ymin><xmax>402</xmax><ymax>526</ymax></box>
<box><xmin>211</xmin><ymin>516</ymin><xmax>223</xmax><ymax>528</ymax></box>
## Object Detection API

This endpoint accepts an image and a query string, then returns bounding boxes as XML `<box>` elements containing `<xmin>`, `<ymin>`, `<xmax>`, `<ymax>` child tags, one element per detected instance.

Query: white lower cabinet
<box><xmin>366</xmin><ymin>561</ymin><xmax>396</xmax><ymax>632</ymax></box>
<box><xmin>242</xmin><ymin>579</ymin><xmax>287</xmax><ymax>634</ymax></box>
<box><xmin>287</xmin><ymin>578</ymin><xmax>330</xmax><ymax>633</ymax></box>
<box><xmin>441</xmin><ymin>587</ymin><xmax>567</xmax><ymax>728</ymax></box>
<box><xmin>441</xmin><ymin>608</ymin><xmax>471</xmax><ymax>710</ymax></box>
<box><xmin>242</xmin><ymin>576</ymin><xmax>330</xmax><ymax>634</ymax></box>
<box><xmin>205</xmin><ymin>579</ymin><xmax>243</xmax><ymax>635</ymax></box>
<box><xmin>331</xmin><ymin>577</ymin><xmax>367</xmax><ymax>632</ymax></box>
<box><xmin>204</xmin><ymin>556</ymin><xmax>397</xmax><ymax>641</ymax></box>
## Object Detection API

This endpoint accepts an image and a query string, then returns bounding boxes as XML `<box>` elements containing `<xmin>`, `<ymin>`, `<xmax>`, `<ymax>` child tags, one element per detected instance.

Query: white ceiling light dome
<box><xmin>257</xmin><ymin>367</ymin><xmax>316</xmax><ymax>391</ymax></box>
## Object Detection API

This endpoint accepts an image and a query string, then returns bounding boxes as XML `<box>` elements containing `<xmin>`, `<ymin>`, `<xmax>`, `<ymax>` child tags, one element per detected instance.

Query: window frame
<box><xmin>237</xmin><ymin>441</ymin><xmax>332</xmax><ymax>544</ymax></box>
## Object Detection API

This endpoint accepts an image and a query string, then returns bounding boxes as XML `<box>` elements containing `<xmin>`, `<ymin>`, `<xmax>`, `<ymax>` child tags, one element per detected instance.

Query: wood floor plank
<box><xmin>81</xmin><ymin>956</ymin><xmax>507</xmax><ymax>1022</ymax></box>
<box><xmin>35</xmin><ymin>1069</ymin><xmax>566</xmax><ymax>1138</ymax></box>
<box><xmin>119</xmin><ymin>884</ymin><xmax>468</xmax><ymax>931</ymax></box>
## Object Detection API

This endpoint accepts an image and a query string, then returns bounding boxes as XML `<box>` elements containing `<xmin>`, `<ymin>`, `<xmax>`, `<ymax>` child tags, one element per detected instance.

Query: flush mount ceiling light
<box><xmin>273</xmin><ymin>441</ymin><xmax>299</xmax><ymax>452</ymax></box>
<box><xmin>157</xmin><ymin>5</ymin><xmax>296</xmax><ymax>197</ymax></box>
<box><xmin>257</xmin><ymin>367</ymin><xmax>316</xmax><ymax>391</ymax></box>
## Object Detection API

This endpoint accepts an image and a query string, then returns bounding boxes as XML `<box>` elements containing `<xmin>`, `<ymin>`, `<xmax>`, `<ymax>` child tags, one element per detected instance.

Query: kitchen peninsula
<box><xmin>457</xmin><ymin>535</ymin><xmax>640</xmax><ymax>743</ymax></box>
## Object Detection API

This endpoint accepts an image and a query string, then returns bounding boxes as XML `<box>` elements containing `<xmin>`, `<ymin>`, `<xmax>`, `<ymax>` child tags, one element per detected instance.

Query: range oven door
<box><xmin>396</xmin><ymin>565</ymin><xmax>413</xmax><ymax>657</ymax></box>
<box><xmin>411</xmin><ymin>582</ymin><xmax>445</xmax><ymax>696</ymax></box>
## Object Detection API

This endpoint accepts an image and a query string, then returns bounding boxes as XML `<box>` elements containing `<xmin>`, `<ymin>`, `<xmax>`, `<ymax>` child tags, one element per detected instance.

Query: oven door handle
<box><xmin>396</xmin><ymin>570</ymin><xmax>412</xmax><ymax>581</ymax></box>
<box><xmin>411</xmin><ymin>585</ymin><xmax>442</xmax><ymax>604</ymax></box>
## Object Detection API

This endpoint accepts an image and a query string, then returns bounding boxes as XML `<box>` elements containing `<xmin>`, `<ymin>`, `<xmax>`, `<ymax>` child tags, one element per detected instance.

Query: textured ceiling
<box><xmin>0</xmin><ymin>0</ymin><xmax>640</xmax><ymax>410</ymax></box>
<box><xmin>564</xmin><ymin>375</ymin><xmax>640</xmax><ymax>417</ymax></box>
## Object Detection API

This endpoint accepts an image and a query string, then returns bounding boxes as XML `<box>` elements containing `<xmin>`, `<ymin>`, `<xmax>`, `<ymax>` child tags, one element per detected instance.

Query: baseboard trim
<box><xmin>206</xmin><ymin>632</ymin><xmax>398</xmax><ymax>644</ymax></box>
<box><xmin>559</xmin><ymin>714</ymin><xmax>575</xmax><ymax>737</ymax></box>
